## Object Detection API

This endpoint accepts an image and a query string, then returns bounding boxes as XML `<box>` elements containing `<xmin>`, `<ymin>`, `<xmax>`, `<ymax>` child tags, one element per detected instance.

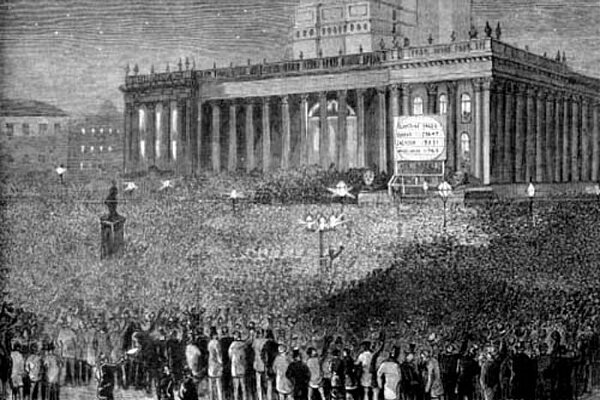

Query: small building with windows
<box><xmin>67</xmin><ymin>124</ymin><xmax>123</xmax><ymax>176</ymax></box>
<box><xmin>0</xmin><ymin>98</ymin><xmax>70</xmax><ymax>174</ymax></box>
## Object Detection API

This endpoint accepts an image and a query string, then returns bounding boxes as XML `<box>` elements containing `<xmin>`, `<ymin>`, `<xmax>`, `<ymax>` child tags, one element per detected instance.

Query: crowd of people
<box><xmin>0</xmin><ymin>299</ymin><xmax>598</xmax><ymax>400</ymax></box>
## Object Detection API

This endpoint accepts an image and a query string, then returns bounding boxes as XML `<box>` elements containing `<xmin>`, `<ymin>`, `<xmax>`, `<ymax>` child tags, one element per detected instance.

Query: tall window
<box><xmin>22</xmin><ymin>123</ymin><xmax>30</xmax><ymax>136</ymax></box>
<box><xmin>461</xmin><ymin>132</ymin><xmax>470</xmax><ymax>157</ymax></box>
<box><xmin>5</xmin><ymin>123</ymin><xmax>14</xmax><ymax>137</ymax></box>
<box><xmin>38</xmin><ymin>123</ymin><xmax>48</xmax><ymax>136</ymax></box>
<box><xmin>461</xmin><ymin>93</ymin><xmax>472</xmax><ymax>122</ymax></box>
<box><xmin>439</xmin><ymin>94</ymin><xmax>448</xmax><ymax>115</ymax></box>
<box><xmin>55</xmin><ymin>123</ymin><xmax>61</xmax><ymax>135</ymax></box>
<box><xmin>413</xmin><ymin>96</ymin><xmax>424</xmax><ymax>115</ymax></box>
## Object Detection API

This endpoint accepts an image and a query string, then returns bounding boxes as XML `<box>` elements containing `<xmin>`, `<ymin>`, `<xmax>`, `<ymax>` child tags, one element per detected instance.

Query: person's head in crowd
<box><xmin>210</xmin><ymin>326</ymin><xmax>219</xmax><ymax>340</ymax></box>
<box><xmin>30</xmin><ymin>342</ymin><xmax>38</xmax><ymax>354</ymax></box>
<box><xmin>265</xmin><ymin>329</ymin><xmax>275</xmax><ymax>340</ymax></box>
<box><xmin>331</xmin><ymin>349</ymin><xmax>340</xmax><ymax>358</ymax></box>
<box><xmin>292</xmin><ymin>348</ymin><xmax>301</xmax><ymax>360</ymax></box>
<box><xmin>233</xmin><ymin>331</ymin><xmax>242</xmax><ymax>341</ymax></box>
<box><xmin>307</xmin><ymin>347</ymin><xmax>317</xmax><ymax>358</ymax></box>
<box><xmin>278</xmin><ymin>344</ymin><xmax>287</xmax><ymax>355</ymax></box>
<box><xmin>221</xmin><ymin>326</ymin><xmax>229</xmax><ymax>337</ymax></box>
<box><xmin>255</xmin><ymin>328</ymin><xmax>264</xmax><ymax>338</ymax></box>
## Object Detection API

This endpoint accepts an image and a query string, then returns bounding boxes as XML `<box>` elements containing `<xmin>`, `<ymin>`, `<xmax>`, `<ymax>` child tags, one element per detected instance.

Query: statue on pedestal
<box><xmin>101</xmin><ymin>181</ymin><xmax>126</xmax><ymax>259</ymax></box>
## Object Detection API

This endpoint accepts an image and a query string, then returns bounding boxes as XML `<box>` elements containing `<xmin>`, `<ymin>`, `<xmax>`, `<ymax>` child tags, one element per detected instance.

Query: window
<box><xmin>439</xmin><ymin>94</ymin><xmax>448</xmax><ymax>115</ymax></box>
<box><xmin>392</xmin><ymin>23</ymin><xmax>396</xmax><ymax>34</ymax></box>
<box><xmin>393</xmin><ymin>10</ymin><xmax>397</xmax><ymax>20</ymax></box>
<box><xmin>81</xmin><ymin>145</ymin><xmax>85</xmax><ymax>153</ymax></box>
<box><xmin>108</xmin><ymin>146</ymin><xmax>113</xmax><ymax>152</ymax></box>
<box><xmin>100</xmin><ymin>146</ymin><xmax>104</xmax><ymax>153</ymax></box>
<box><xmin>363</xmin><ymin>23</ymin><xmax>368</xmax><ymax>30</ymax></box>
<box><xmin>333</xmin><ymin>26</ymin><xmax>337</xmax><ymax>34</ymax></box>
<box><xmin>90</xmin><ymin>146</ymin><xmax>95</xmax><ymax>153</ymax></box>
<box><xmin>140</xmin><ymin>140</ymin><xmax>146</xmax><ymax>158</ymax></box>
<box><xmin>461</xmin><ymin>93</ymin><xmax>472</xmax><ymax>122</ymax></box>
<box><xmin>5</xmin><ymin>123</ymin><xmax>14</xmax><ymax>137</ymax></box>
<box><xmin>38</xmin><ymin>123</ymin><xmax>48</xmax><ymax>136</ymax></box>
<box><xmin>303</xmin><ymin>30</ymin><xmax>307</xmax><ymax>37</ymax></box>
<box><xmin>327</xmin><ymin>27</ymin><xmax>331</xmax><ymax>35</ymax></box>
<box><xmin>413</xmin><ymin>96</ymin><xmax>424</xmax><ymax>115</ymax></box>
<box><xmin>309</xmin><ymin>29</ymin><xmax>314</xmax><ymax>36</ymax></box>
<box><xmin>350</xmin><ymin>24</ymin><xmax>354</xmax><ymax>31</ymax></box>
<box><xmin>172</xmin><ymin>140</ymin><xmax>177</xmax><ymax>160</ymax></box>
<box><xmin>80</xmin><ymin>162</ymin><xmax>84</xmax><ymax>170</ymax></box>
<box><xmin>461</xmin><ymin>132</ymin><xmax>470</xmax><ymax>156</ymax></box>
<box><xmin>22</xmin><ymin>123</ymin><xmax>30</xmax><ymax>136</ymax></box>
<box><xmin>296</xmin><ymin>31</ymin><xmax>300</xmax><ymax>38</ymax></box>
<box><xmin>357</xmin><ymin>24</ymin><xmax>361</xmax><ymax>31</ymax></box>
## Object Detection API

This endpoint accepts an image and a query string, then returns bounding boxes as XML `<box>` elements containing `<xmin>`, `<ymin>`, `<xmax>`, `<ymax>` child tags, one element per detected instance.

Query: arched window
<box><xmin>413</xmin><ymin>96</ymin><xmax>424</xmax><ymax>115</ymax></box>
<box><xmin>309</xmin><ymin>29</ymin><xmax>314</xmax><ymax>36</ymax></box>
<box><xmin>439</xmin><ymin>94</ymin><xmax>448</xmax><ymax>115</ymax></box>
<box><xmin>461</xmin><ymin>132</ymin><xmax>470</xmax><ymax>156</ymax></box>
<box><xmin>461</xmin><ymin>93</ymin><xmax>472</xmax><ymax>122</ymax></box>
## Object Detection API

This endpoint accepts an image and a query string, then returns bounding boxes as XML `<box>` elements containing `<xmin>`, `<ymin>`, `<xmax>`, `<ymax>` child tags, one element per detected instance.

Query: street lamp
<box><xmin>55</xmin><ymin>164</ymin><xmax>66</xmax><ymax>185</ymax></box>
<box><xmin>437</xmin><ymin>181</ymin><xmax>453</xmax><ymax>230</ymax></box>
<box><xmin>299</xmin><ymin>213</ymin><xmax>346</xmax><ymax>268</ymax></box>
<box><xmin>327</xmin><ymin>181</ymin><xmax>355</xmax><ymax>212</ymax></box>
<box><xmin>527</xmin><ymin>181</ymin><xmax>535</xmax><ymax>222</ymax></box>
<box><xmin>225</xmin><ymin>189</ymin><xmax>246</xmax><ymax>214</ymax></box>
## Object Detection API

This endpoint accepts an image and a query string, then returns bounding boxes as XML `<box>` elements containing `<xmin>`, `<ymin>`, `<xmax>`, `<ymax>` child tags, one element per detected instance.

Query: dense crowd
<box><xmin>2</xmin><ymin>174</ymin><xmax>600</xmax><ymax>400</ymax></box>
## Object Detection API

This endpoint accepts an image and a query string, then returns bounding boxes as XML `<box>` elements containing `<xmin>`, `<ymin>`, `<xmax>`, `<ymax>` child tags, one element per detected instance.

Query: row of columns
<box><xmin>491</xmin><ymin>80</ymin><xmax>600</xmax><ymax>184</ymax></box>
<box><xmin>125</xmin><ymin>83</ymin><xmax>460</xmax><ymax>176</ymax></box>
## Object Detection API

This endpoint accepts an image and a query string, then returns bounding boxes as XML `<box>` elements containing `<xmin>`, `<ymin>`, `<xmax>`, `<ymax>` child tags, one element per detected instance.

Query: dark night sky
<box><xmin>0</xmin><ymin>0</ymin><xmax>598</xmax><ymax>116</ymax></box>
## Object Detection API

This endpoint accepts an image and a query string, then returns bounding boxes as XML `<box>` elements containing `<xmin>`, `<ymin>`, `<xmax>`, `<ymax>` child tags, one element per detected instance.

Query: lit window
<box><xmin>81</xmin><ymin>128</ymin><xmax>86</xmax><ymax>135</ymax></box>
<box><xmin>100</xmin><ymin>146</ymin><xmax>104</xmax><ymax>152</ymax></box>
<box><xmin>108</xmin><ymin>146</ymin><xmax>113</xmax><ymax>152</ymax></box>
<box><xmin>413</xmin><ymin>96</ymin><xmax>424</xmax><ymax>115</ymax></box>
<box><xmin>90</xmin><ymin>146</ymin><xmax>94</xmax><ymax>153</ymax></box>
<box><xmin>140</xmin><ymin>140</ymin><xmax>146</xmax><ymax>158</ymax></box>
<box><xmin>81</xmin><ymin>145</ymin><xmax>85</xmax><ymax>153</ymax></box>
<box><xmin>108</xmin><ymin>128</ymin><xmax>113</xmax><ymax>134</ymax></box>
<box><xmin>439</xmin><ymin>94</ymin><xmax>448</xmax><ymax>115</ymax></box>
<box><xmin>461</xmin><ymin>93</ymin><xmax>472</xmax><ymax>122</ymax></box>
<box><xmin>22</xmin><ymin>123</ymin><xmax>30</xmax><ymax>136</ymax></box>
<box><xmin>80</xmin><ymin>162</ymin><xmax>84</xmax><ymax>170</ymax></box>
<box><xmin>461</xmin><ymin>132</ymin><xmax>470</xmax><ymax>156</ymax></box>
<box><xmin>172</xmin><ymin>140</ymin><xmax>177</xmax><ymax>160</ymax></box>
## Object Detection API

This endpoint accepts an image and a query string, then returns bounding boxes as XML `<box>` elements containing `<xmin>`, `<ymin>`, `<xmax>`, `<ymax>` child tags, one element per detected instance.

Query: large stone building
<box><xmin>121</xmin><ymin>0</ymin><xmax>600</xmax><ymax>187</ymax></box>
<box><xmin>0</xmin><ymin>99</ymin><xmax>70</xmax><ymax>174</ymax></box>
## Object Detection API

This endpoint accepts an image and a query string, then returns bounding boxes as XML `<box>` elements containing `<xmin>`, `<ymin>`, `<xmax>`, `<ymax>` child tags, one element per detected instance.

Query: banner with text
<box><xmin>393</xmin><ymin>115</ymin><xmax>447</xmax><ymax>162</ymax></box>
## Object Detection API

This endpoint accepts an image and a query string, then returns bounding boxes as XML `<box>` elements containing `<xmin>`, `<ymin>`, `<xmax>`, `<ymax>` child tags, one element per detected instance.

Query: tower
<box><xmin>290</xmin><ymin>0</ymin><xmax>472</xmax><ymax>59</ymax></box>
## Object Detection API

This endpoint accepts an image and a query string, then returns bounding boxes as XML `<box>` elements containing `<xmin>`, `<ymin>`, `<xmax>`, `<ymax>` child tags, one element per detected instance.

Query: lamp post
<box><xmin>225</xmin><ymin>189</ymin><xmax>245</xmax><ymax>214</ymax></box>
<box><xmin>437</xmin><ymin>181</ymin><xmax>453</xmax><ymax>230</ymax></box>
<box><xmin>327</xmin><ymin>181</ymin><xmax>355</xmax><ymax>212</ymax></box>
<box><xmin>55</xmin><ymin>164</ymin><xmax>66</xmax><ymax>185</ymax></box>
<box><xmin>527</xmin><ymin>181</ymin><xmax>535</xmax><ymax>223</ymax></box>
<box><xmin>299</xmin><ymin>213</ymin><xmax>346</xmax><ymax>268</ymax></box>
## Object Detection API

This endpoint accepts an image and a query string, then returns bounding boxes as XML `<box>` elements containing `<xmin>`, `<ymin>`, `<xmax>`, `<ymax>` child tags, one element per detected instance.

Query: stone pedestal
<box><xmin>100</xmin><ymin>215</ymin><xmax>126</xmax><ymax>259</ymax></box>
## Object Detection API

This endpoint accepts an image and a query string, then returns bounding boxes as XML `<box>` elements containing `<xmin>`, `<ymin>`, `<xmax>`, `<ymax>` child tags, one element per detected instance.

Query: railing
<box><xmin>123</xmin><ymin>39</ymin><xmax>497</xmax><ymax>88</ymax></box>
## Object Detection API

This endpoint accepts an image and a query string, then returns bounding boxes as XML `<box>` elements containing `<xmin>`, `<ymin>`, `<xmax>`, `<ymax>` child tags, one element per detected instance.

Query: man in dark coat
<box><xmin>220</xmin><ymin>327</ymin><xmax>234</xmax><ymax>399</ymax></box>
<box><xmin>286</xmin><ymin>349</ymin><xmax>311</xmax><ymax>400</ymax></box>
<box><xmin>439</xmin><ymin>345</ymin><xmax>459</xmax><ymax>400</ymax></box>
<box><xmin>262</xmin><ymin>329</ymin><xmax>279</xmax><ymax>400</ymax></box>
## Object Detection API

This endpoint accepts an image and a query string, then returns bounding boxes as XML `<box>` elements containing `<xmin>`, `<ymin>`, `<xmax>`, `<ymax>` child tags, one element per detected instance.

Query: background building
<box><xmin>121</xmin><ymin>1</ymin><xmax>600</xmax><ymax>187</ymax></box>
<box><xmin>0</xmin><ymin>99</ymin><xmax>70</xmax><ymax>175</ymax></box>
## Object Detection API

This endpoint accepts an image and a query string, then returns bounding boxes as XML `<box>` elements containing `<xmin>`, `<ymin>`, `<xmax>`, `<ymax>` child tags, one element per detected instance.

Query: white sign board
<box><xmin>393</xmin><ymin>116</ymin><xmax>446</xmax><ymax>162</ymax></box>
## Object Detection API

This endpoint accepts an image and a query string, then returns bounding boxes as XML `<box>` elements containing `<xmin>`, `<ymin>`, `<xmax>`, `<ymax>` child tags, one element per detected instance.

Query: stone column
<box><xmin>473</xmin><ymin>80</ymin><xmax>482</xmax><ymax>181</ymax></box>
<box><xmin>494</xmin><ymin>81</ymin><xmax>505</xmax><ymax>183</ymax></box>
<box><xmin>147</xmin><ymin>103</ymin><xmax>157</xmax><ymax>167</ymax></box>
<box><xmin>525</xmin><ymin>87</ymin><xmax>536</xmax><ymax>183</ymax></box>
<box><xmin>593</xmin><ymin>102</ymin><xmax>600</xmax><ymax>182</ymax></box>
<box><xmin>402</xmin><ymin>84</ymin><xmax>411</xmax><ymax>117</ymax></box>
<box><xmin>185</xmin><ymin>98</ymin><xmax>193</xmax><ymax>175</ymax></box>
<box><xmin>211</xmin><ymin>102</ymin><xmax>221</xmax><ymax>172</ymax></box>
<box><xmin>426</xmin><ymin>83</ymin><xmax>438</xmax><ymax>114</ymax></box>
<box><xmin>195</xmin><ymin>100</ymin><xmax>203</xmax><ymax>173</ymax></box>
<box><xmin>480</xmin><ymin>79</ymin><xmax>491</xmax><ymax>185</ymax></box>
<box><xmin>581</xmin><ymin>98</ymin><xmax>590</xmax><ymax>181</ymax></box>
<box><xmin>123</xmin><ymin>103</ymin><xmax>132</xmax><ymax>172</ymax></box>
<box><xmin>131</xmin><ymin>104</ymin><xmax>140</xmax><ymax>170</ymax></box>
<box><xmin>319</xmin><ymin>92</ymin><xmax>328</xmax><ymax>168</ymax></box>
<box><xmin>571</xmin><ymin>97</ymin><xmax>580</xmax><ymax>181</ymax></box>
<box><xmin>154</xmin><ymin>104</ymin><xmax>162</xmax><ymax>164</ymax></box>
<box><xmin>389</xmin><ymin>85</ymin><xmax>399</xmax><ymax>172</ymax></box>
<box><xmin>554</xmin><ymin>94</ymin><xmax>562</xmax><ymax>182</ymax></box>
<box><xmin>337</xmin><ymin>90</ymin><xmax>347</xmax><ymax>170</ymax></box>
<box><xmin>503</xmin><ymin>84</ymin><xmax>514</xmax><ymax>182</ymax></box>
<box><xmin>299</xmin><ymin>94</ymin><xmax>309</xmax><ymax>166</ymax></box>
<box><xmin>447</xmin><ymin>82</ymin><xmax>458</xmax><ymax>172</ymax></box>
<box><xmin>176</xmin><ymin>101</ymin><xmax>185</xmax><ymax>174</ymax></box>
<box><xmin>262</xmin><ymin>97</ymin><xmax>271</xmax><ymax>172</ymax></box>
<box><xmin>545</xmin><ymin>94</ymin><xmax>554</xmax><ymax>182</ymax></box>
<box><xmin>281</xmin><ymin>95</ymin><xmax>291</xmax><ymax>170</ymax></box>
<box><xmin>562</xmin><ymin>95</ymin><xmax>570</xmax><ymax>182</ymax></box>
<box><xmin>514</xmin><ymin>85</ymin><xmax>526</xmax><ymax>183</ymax></box>
<box><xmin>228</xmin><ymin>102</ymin><xmax>238</xmax><ymax>172</ymax></box>
<box><xmin>356</xmin><ymin>89</ymin><xmax>366</xmax><ymax>168</ymax></box>
<box><xmin>535</xmin><ymin>91</ymin><xmax>545</xmax><ymax>182</ymax></box>
<box><xmin>245</xmin><ymin>100</ymin><xmax>255</xmax><ymax>172</ymax></box>
<box><xmin>170</xmin><ymin>100</ymin><xmax>179</xmax><ymax>168</ymax></box>
<box><xmin>377</xmin><ymin>87</ymin><xmax>388</xmax><ymax>173</ymax></box>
